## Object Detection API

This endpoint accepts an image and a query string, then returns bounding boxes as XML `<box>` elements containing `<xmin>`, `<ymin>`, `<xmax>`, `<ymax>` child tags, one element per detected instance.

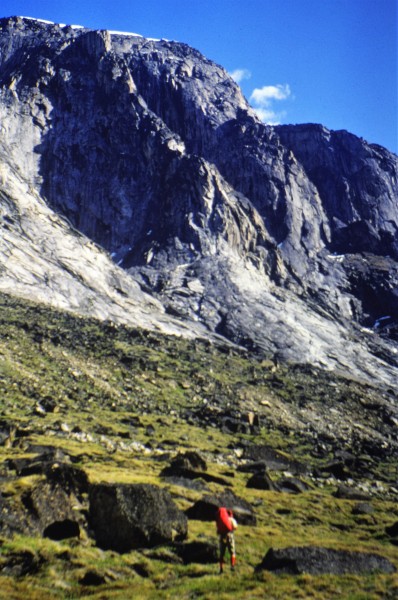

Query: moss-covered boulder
<box><xmin>257</xmin><ymin>546</ymin><xmax>396</xmax><ymax>575</ymax></box>
<box><xmin>89</xmin><ymin>483</ymin><xmax>188</xmax><ymax>552</ymax></box>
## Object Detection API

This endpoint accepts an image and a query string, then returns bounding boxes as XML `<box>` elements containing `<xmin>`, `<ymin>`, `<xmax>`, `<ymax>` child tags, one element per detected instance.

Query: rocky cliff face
<box><xmin>0</xmin><ymin>16</ymin><xmax>397</xmax><ymax>386</ymax></box>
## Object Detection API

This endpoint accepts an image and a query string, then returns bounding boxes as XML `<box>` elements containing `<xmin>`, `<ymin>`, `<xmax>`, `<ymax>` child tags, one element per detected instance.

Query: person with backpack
<box><xmin>216</xmin><ymin>506</ymin><xmax>237</xmax><ymax>573</ymax></box>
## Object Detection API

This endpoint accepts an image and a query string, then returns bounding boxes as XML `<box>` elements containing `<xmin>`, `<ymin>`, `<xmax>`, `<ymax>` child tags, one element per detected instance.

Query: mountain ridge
<box><xmin>0</xmin><ymin>15</ymin><xmax>397</xmax><ymax>386</ymax></box>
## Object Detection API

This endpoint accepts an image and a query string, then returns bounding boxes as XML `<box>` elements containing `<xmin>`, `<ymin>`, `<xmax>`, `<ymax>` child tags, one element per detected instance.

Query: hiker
<box><xmin>216</xmin><ymin>506</ymin><xmax>237</xmax><ymax>573</ymax></box>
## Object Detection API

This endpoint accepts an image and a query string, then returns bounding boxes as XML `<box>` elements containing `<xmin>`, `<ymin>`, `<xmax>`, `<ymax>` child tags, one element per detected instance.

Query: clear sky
<box><xmin>2</xmin><ymin>0</ymin><xmax>397</xmax><ymax>153</ymax></box>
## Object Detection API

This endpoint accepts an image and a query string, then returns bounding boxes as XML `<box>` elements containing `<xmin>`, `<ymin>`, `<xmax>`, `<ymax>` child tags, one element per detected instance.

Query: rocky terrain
<box><xmin>0</xmin><ymin>293</ymin><xmax>398</xmax><ymax>598</ymax></box>
<box><xmin>0</xmin><ymin>16</ymin><xmax>397</xmax><ymax>386</ymax></box>
<box><xmin>0</xmin><ymin>15</ymin><xmax>397</xmax><ymax>599</ymax></box>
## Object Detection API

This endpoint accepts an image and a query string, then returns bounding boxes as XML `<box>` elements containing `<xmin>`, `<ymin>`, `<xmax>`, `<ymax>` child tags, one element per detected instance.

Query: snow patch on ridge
<box><xmin>20</xmin><ymin>16</ymin><xmax>55</xmax><ymax>24</ymax></box>
<box><xmin>19</xmin><ymin>16</ymin><xmax>84</xmax><ymax>29</ymax></box>
<box><xmin>109</xmin><ymin>30</ymin><xmax>143</xmax><ymax>38</ymax></box>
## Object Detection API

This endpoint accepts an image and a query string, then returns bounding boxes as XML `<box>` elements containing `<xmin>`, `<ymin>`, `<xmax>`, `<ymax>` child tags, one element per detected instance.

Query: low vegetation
<box><xmin>0</xmin><ymin>292</ymin><xmax>397</xmax><ymax>599</ymax></box>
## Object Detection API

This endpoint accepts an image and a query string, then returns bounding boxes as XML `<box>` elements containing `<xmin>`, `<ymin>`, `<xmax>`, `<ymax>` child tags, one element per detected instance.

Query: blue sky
<box><xmin>2</xmin><ymin>0</ymin><xmax>397</xmax><ymax>153</ymax></box>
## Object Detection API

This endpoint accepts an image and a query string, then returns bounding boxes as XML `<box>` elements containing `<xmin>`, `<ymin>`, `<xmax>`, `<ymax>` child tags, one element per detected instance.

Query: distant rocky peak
<box><xmin>0</xmin><ymin>15</ymin><xmax>397</xmax><ymax>385</ymax></box>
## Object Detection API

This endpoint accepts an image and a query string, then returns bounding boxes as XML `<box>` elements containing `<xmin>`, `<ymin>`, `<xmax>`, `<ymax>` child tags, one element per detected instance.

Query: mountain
<box><xmin>1</xmin><ymin>17</ymin><xmax>398</xmax><ymax>598</ymax></box>
<box><xmin>0</xmin><ymin>16</ymin><xmax>397</xmax><ymax>386</ymax></box>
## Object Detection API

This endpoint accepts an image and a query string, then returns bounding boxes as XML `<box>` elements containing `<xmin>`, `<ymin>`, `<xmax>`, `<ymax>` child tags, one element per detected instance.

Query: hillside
<box><xmin>1</xmin><ymin>293</ymin><xmax>398</xmax><ymax>598</ymax></box>
<box><xmin>0</xmin><ymin>16</ymin><xmax>397</xmax><ymax>386</ymax></box>
<box><xmin>0</xmin><ymin>14</ymin><xmax>398</xmax><ymax>598</ymax></box>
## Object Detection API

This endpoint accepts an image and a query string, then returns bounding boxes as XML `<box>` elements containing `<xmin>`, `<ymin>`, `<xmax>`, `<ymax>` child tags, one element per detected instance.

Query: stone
<box><xmin>28</xmin><ymin>479</ymin><xmax>83</xmax><ymax>540</ymax></box>
<box><xmin>186</xmin><ymin>489</ymin><xmax>256</xmax><ymax>525</ymax></box>
<box><xmin>256</xmin><ymin>546</ymin><xmax>396</xmax><ymax>575</ymax></box>
<box><xmin>277</xmin><ymin>477</ymin><xmax>312</xmax><ymax>494</ymax></box>
<box><xmin>237</xmin><ymin>460</ymin><xmax>268</xmax><ymax>473</ymax></box>
<box><xmin>334</xmin><ymin>485</ymin><xmax>372</xmax><ymax>501</ymax></box>
<box><xmin>159</xmin><ymin>449</ymin><xmax>231</xmax><ymax>487</ymax></box>
<box><xmin>174</xmin><ymin>539</ymin><xmax>218</xmax><ymax>564</ymax></box>
<box><xmin>246</xmin><ymin>472</ymin><xmax>278</xmax><ymax>491</ymax></box>
<box><xmin>318</xmin><ymin>460</ymin><xmax>350</xmax><ymax>480</ymax></box>
<box><xmin>0</xmin><ymin>462</ymin><xmax>85</xmax><ymax>540</ymax></box>
<box><xmin>89</xmin><ymin>483</ymin><xmax>188</xmax><ymax>552</ymax></box>
<box><xmin>352</xmin><ymin>502</ymin><xmax>374</xmax><ymax>516</ymax></box>
<box><xmin>169</xmin><ymin>451</ymin><xmax>207</xmax><ymax>472</ymax></box>
<box><xmin>0</xmin><ymin>550</ymin><xmax>45</xmax><ymax>577</ymax></box>
<box><xmin>243</xmin><ymin>445</ymin><xmax>308</xmax><ymax>474</ymax></box>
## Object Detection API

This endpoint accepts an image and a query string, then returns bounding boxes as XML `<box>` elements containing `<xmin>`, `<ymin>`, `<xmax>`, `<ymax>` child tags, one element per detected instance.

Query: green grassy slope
<box><xmin>0</xmin><ymin>292</ymin><xmax>397</xmax><ymax>599</ymax></box>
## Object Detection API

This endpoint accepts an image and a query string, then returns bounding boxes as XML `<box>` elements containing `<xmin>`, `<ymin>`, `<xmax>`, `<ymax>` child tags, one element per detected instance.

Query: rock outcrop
<box><xmin>186</xmin><ymin>489</ymin><xmax>257</xmax><ymax>525</ymax></box>
<box><xmin>89</xmin><ymin>483</ymin><xmax>188</xmax><ymax>552</ymax></box>
<box><xmin>256</xmin><ymin>546</ymin><xmax>396</xmax><ymax>575</ymax></box>
<box><xmin>0</xmin><ymin>16</ymin><xmax>397</xmax><ymax>386</ymax></box>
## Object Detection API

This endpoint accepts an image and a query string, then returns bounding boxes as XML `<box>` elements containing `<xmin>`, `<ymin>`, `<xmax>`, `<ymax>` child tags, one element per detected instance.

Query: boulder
<box><xmin>174</xmin><ymin>539</ymin><xmax>218</xmax><ymax>564</ymax></box>
<box><xmin>352</xmin><ymin>502</ymin><xmax>374</xmax><ymax>515</ymax></box>
<box><xmin>246</xmin><ymin>472</ymin><xmax>278</xmax><ymax>491</ymax></box>
<box><xmin>334</xmin><ymin>485</ymin><xmax>372</xmax><ymax>501</ymax></box>
<box><xmin>89</xmin><ymin>483</ymin><xmax>188</xmax><ymax>552</ymax></box>
<box><xmin>256</xmin><ymin>546</ymin><xmax>396</xmax><ymax>575</ymax></box>
<box><xmin>28</xmin><ymin>479</ymin><xmax>83</xmax><ymax>540</ymax></box>
<box><xmin>220</xmin><ymin>411</ymin><xmax>260</xmax><ymax>435</ymax></box>
<box><xmin>169</xmin><ymin>451</ymin><xmax>207</xmax><ymax>472</ymax></box>
<box><xmin>0</xmin><ymin>550</ymin><xmax>45</xmax><ymax>577</ymax></box>
<box><xmin>186</xmin><ymin>489</ymin><xmax>256</xmax><ymax>525</ymax></box>
<box><xmin>243</xmin><ymin>445</ymin><xmax>307</xmax><ymax>474</ymax></box>
<box><xmin>1</xmin><ymin>455</ymin><xmax>89</xmax><ymax>541</ymax></box>
<box><xmin>278</xmin><ymin>477</ymin><xmax>312</xmax><ymax>494</ymax></box>
<box><xmin>160</xmin><ymin>451</ymin><xmax>231</xmax><ymax>486</ymax></box>
<box><xmin>238</xmin><ymin>460</ymin><xmax>268</xmax><ymax>473</ymax></box>
<box><xmin>317</xmin><ymin>460</ymin><xmax>350</xmax><ymax>480</ymax></box>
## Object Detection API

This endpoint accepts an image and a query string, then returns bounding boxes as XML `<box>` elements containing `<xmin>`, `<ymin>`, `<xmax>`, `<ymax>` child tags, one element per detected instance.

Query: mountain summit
<box><xmin>0</xmin><ymin>16</ymin><xmax>397</xmax><ymax>385</ymax></box>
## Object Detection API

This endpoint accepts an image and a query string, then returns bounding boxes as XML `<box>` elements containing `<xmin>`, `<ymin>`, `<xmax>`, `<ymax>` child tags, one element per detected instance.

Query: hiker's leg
<box><xmin>219</xmin><ymin>536</ymin><xmax>226</xmax><ymax>573</ymax></box>
<box><xmin>228</xmin><ymin>533</ymin><xmax>236</xmax><ymax>569</ymax></box>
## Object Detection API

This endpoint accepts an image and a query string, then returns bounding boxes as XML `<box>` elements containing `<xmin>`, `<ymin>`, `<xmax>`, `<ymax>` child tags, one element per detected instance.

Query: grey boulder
<box><xmin>89</xmin><ymin>483</ymin><xmax>188</xmax><ymax>552</ymax></box>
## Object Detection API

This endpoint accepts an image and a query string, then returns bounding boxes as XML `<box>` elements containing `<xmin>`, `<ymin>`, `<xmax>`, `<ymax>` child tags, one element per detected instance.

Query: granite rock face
<box><xmin>0</xmin><ymin>16</ymin><xmax>397</xmax><ymax>385</ymax></box>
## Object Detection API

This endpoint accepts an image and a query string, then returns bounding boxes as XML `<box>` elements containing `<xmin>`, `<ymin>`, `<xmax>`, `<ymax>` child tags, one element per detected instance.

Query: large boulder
<box><xmin>89</xmin><ymin>483</ymin><xmax>188</xmax><ymax>552</ymax></box>
<box><xmin>0</xmin><ymin>469</ymin><xmax>86</xmax><ymax>541</ymax></box>
<box><xmin>243</xmin><ymin>445</ymin><xmax>308</xmax><ymax>474</ymax></box>
<box><xmin>186</xmin><ymin>489</ymin><xmax>256</xmax><ymax>526</ymax></box>
<box><xmin>256</xmin><ymin>546</ymin><xmax>396</xmax><ymax>575</ymax></box>
<box><xmin>28</xmin><ymin>479</ymin><xmax>83</xmax><ymax>541</ymax></box>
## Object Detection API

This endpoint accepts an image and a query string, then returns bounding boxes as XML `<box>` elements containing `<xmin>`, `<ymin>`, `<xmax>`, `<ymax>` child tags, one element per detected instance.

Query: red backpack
<box><xmin>216</xmin><ymin>507</ymin><xmax>233</xmax><ymax>534</ymax></box>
